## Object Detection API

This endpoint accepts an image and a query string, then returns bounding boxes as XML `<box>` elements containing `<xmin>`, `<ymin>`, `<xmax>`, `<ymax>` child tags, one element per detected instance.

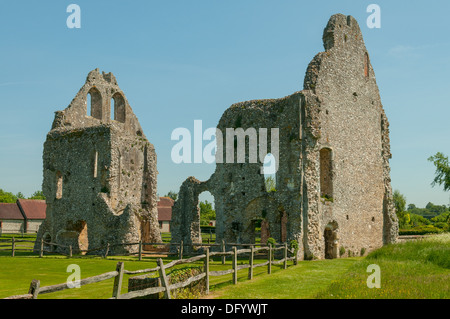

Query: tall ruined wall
<box><xmin>170</xmin><ymin>14</ymin><xmax>398</xmax><ymax>259</ymax></box>
<box><xmin>302</xmin><ymin>14</ymin><xmax>398</xmax><ymax>258</ymax></box>
<box><xmin>35</xmin><ymin>69</ymin><xmax>160</xmax><ymax>255</ymax></box>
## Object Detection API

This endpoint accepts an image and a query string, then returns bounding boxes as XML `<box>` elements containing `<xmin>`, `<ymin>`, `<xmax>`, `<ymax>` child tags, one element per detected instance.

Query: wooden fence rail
<box><xmin>3</xmin><ymin>243</ymin><xmax>298</xmax><ymax>299</ymax></box>
<box><xmin>1</xmin><ymin>237</ymin><xmax>296</xmax><ymax>263</ymax></box>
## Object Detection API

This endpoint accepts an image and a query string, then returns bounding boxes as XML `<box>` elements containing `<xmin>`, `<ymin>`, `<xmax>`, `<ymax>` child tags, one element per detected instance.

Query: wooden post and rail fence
<box><xmin>3</xmin><ymin>243</ymin><xmax>298</xmax><ymax>299</ymax></box>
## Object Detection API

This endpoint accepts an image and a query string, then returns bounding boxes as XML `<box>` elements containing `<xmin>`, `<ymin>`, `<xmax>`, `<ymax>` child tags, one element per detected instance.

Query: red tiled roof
<box><xmin>17</xmin><ymin>199</ymin><xmax>46</xmax><ymax>220</ymax></box>
<box><xmin>157</xmin><ymin>197</ymin><xmax>174</xmax><ymax>207</ymax></box>
<box><xmin>158</xmin><ymin>207</ymin><xmax>172</xmax><ymax>221</ymax></box>
<box><xmin>0</xmin><ymin>203</ymin><xmax>24</xmax><ymax>220</ymax></box>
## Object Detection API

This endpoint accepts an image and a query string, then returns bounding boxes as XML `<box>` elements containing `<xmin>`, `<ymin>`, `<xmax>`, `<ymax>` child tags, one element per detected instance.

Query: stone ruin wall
<box><xmin>170</xmin><ymin>14</ymin><xmax>398</xmax><ymax>260</ymax></box>
<box><xmin>35</xmin><ymin>69</ymin><xmax>161</xmax><ymax>255</ymax></box>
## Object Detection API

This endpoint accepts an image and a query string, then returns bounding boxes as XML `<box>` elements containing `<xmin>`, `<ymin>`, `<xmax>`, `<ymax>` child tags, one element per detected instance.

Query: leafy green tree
<box><xmin>409</xmin><ymin>214</ymin><xmax>431</xmax><ymax>227</ymax></box>
<box><xmin>29</xmin><ymin>190</ymin><xmax>46</xmax><ymax>200</ymax></box>
<box><xmin>165</xmin><ymin>191</ymin><xmax>178</xmax><ymax>201</ymax></box>
<box><xmin>16</xmin><ymin>192</ymin><xmax>25</xmax><ymax>199</ymax></box>
<box><xmin>393</xmin><ymin>190</ymin><xmax>406</xmax><ymax>213</ymax></box>
<box><xmin>393</xmin><ymin>190</ymin><xmax>410</xmax><ymax>229</ymax></box>
<box><xmin>199</xmin><ymin>200</ymin><xmax>215</xmax><ymax>226</ymax></box>
<box><xmin>0</xmin><ymin>189</ymin><xmax>18</xmax><ymax>203</ymax></box>
<box><xmin>428</xmin><ymin>152</ymin><xmax>450</xmax><ymax>191</ymax></box>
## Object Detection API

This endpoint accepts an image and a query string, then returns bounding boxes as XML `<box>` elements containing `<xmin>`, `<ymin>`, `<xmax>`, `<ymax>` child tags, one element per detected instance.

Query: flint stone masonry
<box><xmin>170</xmin><ymin>14</ymin><xmax>398</xmax><ymax>260</ymax></box>
<box><xmin>34</xmin><ymin>69</ymin><xmax>161</xmax><ymax>255</ymax></box>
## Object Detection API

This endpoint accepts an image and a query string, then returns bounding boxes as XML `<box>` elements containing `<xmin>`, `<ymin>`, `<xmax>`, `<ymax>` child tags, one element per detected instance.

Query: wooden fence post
<box><xmin>11</xmin><ymin>237</ymin><xmax>15</xmax><ymax>257</ymax></box>
<box><xmin>204</xmin><ymin>247</ymin><xmax>210</xmax><ymax>295</ymax></box>
<box><xmin>179</xmin><ymin>240</ymin><xmax>184</xmax><ymax>260</ymax></box>
<box><xmin>157</xmin><ymin>258</ymin><xmax>171</xmax><ymax>299</ymax></box>
<box><xmin>39</xmin><ymin>238</ymin><xmax>44</xmax><ymax>258</ymax></box>
<box><xmin>248</xmin><ymin>245</ymin><xmax>254</xmax><ymax>280</ymax></box>
<box><xmin>138</xmin><ymin>240</ymin><xmax>142</xmax><ymax>261</ymax></box>
<box><xmin>221</xmin><ymin>240</ymin><xmax>226</xmax><ymax>265</ymax></box>
<box><xmin>28</xmin><ymin>279</ymin><xmax>40</xmax><ymax>299</ymax></box>
<box><xmin>284</xmin><ymin>242</ymin><xmax>288</xmax><ymax>269</ymax></box>
<box><xmin>232</xmin><ymin>246</ymin><xmax>238</xmax><ymax>285</ymax></box>
<box><xmin>268</xmin><ymin>244</ymin><xmax>272</xmax><ymax>274</ymax></box>
<box><xmin>69</xmin><ymin>245</ymin><xmax>72</xmax><ymax>258</ymax></box>
<box><xmin>112</xmin><ymin>262</ymin><xmax>125</xmax><ymax>299</ymax></box>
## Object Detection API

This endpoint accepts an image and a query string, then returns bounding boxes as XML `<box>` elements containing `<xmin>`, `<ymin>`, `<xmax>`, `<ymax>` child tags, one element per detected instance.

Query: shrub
<box><xmin>399</xmin><ymin>225</ymin><xmax>444</xmax><ymax>236</ymax></box>
<box><xmin>360</xmin><ymin>247</ymin><xmax>366</xmax><ymax>256</ymax></box>
<box><xmin>339</xmin><ymin>246</ymin><xmax>346</xmax><ymax>257</ymax></box>
<box><xmin>267</xmin><ymin>237</ymin><xmax>277</xmax><ymax>247</ymax></box>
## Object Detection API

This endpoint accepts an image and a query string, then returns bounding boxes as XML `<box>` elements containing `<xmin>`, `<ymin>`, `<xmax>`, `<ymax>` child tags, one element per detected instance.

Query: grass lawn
<box><xmin>316</xmin><ymin>233</ymin><xmax>450</xmax><ymax>299</ymax></box>
<box><xmin>207</xmin><ymin>258</ymin><xmax>360</xmax><ymax>299</ymax></box>
<box><xmin>1</xmin><ymin>233</ymin><xmax>448</xmax><ymax>299</ymax></box>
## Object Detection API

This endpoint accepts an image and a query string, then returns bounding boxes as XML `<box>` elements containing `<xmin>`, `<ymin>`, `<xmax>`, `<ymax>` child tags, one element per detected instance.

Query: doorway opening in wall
<box><xmin>324</xmin><ymin>222</ymin><xmax>338</xmax><ymax>259</ymax></box>
<box><xmin>198</xmin><ymin>191</ymin><xmax>215</xmax><ymax>243</ymax></box>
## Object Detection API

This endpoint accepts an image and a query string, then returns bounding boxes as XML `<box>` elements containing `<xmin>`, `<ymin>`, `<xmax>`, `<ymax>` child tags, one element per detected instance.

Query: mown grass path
<box><xmin>206</xmin><ymin>258</ymin><xmax>360</xmax><ymax>299</ymax></box>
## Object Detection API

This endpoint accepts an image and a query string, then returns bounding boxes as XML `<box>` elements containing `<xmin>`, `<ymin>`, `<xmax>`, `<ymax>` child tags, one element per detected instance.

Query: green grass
<box><xmin>316</xmin><ymin>233</ymin><xmax>450</xmax><ymax>299</ymax></box>
<box><xmin>1</xmin><ymin>233</ymin><xmax>448</xmax><ymax>299</ymax></box>
<box><xmin>0</xmin><ymin>254</ymin><xmax>284</xmax><ymax>299</ymax></box>
<box><xmin>209</xmin><ymin>258</ymin><xmax>360</xmax><ymax>299</ymax></box>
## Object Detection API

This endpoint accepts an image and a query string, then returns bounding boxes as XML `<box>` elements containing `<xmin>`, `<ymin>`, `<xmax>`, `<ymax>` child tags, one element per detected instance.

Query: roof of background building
<box><xmin>17</xmin><ymin>199</ymin><xmax>46</xmax><ymax>220</ymax></box>
<box><xmin>158</xmin><ymin>207</ymin><xmax>172</xmax><ymax>221</ymax></box>
<box><xmin>157</xmin><ymin>197</ymin><xmax>173</xmax><ymax>221</ymax></box>
<box><xmin>157</xmin><ymin>197</ymin><xmax>174</xmax><ymax>207</ymax></box>
<box><xmin>0</xmin><ymin>203</ymin><xmax>24</xmax><ymax>220</ymax></box>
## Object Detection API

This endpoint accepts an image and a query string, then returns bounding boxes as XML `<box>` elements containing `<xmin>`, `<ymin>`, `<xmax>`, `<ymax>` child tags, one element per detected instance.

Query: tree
<box><xmin>16</xmin><ymin>192</ymin><xmax>25</xmax><ymax>199</ymax></box>
<box><xmin>29</xmin><ymin>190</ymin><xmax>46</xmax><ymax>200</ymax></box>
<box><xmin>199</xmin><ymin>200</ymin><xmax>215</xmax><ymax>226</ymax></box>
<box><xmin>428</xmin><ymin>152</ymin><xmax>450</xmax><ymax>191</ymax></box>
<box><xmin>0</xmin><ymin>189</ymin><xmax>18</xmax><ymax>203</ymax></box>
<box><xmin>164</xmin><ymin>191</ymin><xmax>178</xmax><ymax>201</ymax></box>
<box><xmin>393</xmin><ymin>190</ymin><xmax>406</xmax><ymax>213</ymax></box>
<box><xmin>393</xmin><ymin>190</ymin><xmax>410</xmax><ymax>229</ymax></box>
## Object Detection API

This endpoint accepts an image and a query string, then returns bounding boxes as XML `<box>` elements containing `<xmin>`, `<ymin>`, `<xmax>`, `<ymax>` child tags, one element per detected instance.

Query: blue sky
<box><xmin>1</xmin><ymin>0</ymin><xmax>449</xmax><ymax>207</ymax></box>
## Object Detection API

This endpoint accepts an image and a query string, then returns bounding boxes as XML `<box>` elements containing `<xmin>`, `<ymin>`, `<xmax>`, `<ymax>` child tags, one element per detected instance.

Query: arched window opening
<box><xmin>110</xmin><ymin>98</ymin><xmax>115</xmax><ymax>121</ymax></box>
<box><xmin>111</xmin><ymin>93</ymin><xmax>126</xmax><ymax>123</ymax></box>
<box><xmin>87</xmin><ymin>87</ymin><xmax>102</xmax><ymax>120</ymax></box>
<box><xmin>319</xmin><ymin>148</ymin><xmax>333</xmax><ymax>200</ymax></box>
